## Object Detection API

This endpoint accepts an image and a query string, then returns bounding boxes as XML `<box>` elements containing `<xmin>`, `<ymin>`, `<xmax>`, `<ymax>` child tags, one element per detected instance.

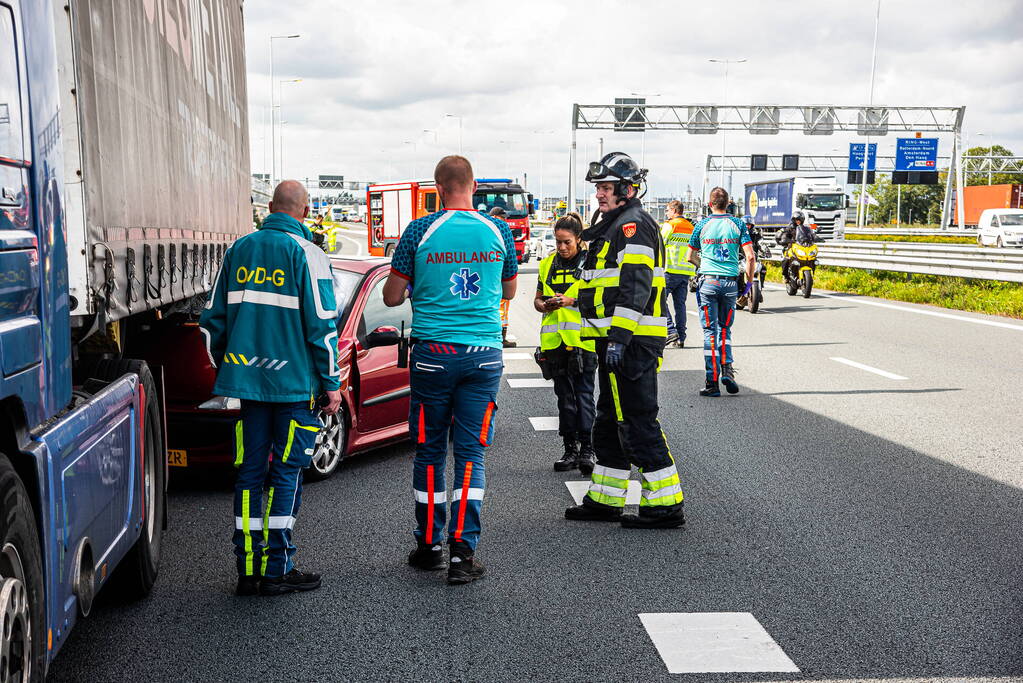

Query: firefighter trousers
<box><xmin>233</xmin><ymin>400</ymin><xmax>320</xmax><ymax>578</ymax></box>
<box><xmin>409</xmin><ymin>343</ymin><xmax>502</xmax><ymax>551</ymax></box>
<box><xmin>586</xmin><ymin>340</ymin><xmax>684</xmax><ymax>509</ymax></box>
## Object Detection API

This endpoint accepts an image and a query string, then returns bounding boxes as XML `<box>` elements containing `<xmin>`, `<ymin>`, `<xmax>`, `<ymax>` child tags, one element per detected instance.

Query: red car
<box><xmin>151</xmin><ymin>256</ymin><xmax>413</xmax><ymax>480</ymax></box>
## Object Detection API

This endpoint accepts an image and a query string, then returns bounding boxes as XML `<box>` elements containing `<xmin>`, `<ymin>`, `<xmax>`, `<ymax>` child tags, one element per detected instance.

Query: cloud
<box><xmin>243</xmin><ymin>0</ymin><xmax>1023</xmax><ymax>197</ymax></box>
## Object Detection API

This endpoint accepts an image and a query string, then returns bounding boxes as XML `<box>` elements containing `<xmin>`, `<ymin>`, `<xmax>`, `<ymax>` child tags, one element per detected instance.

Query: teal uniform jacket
<box><xmin>199</xmin><ymin>212</ymin><xmax>340</xmax><ymax>403</ymax></box>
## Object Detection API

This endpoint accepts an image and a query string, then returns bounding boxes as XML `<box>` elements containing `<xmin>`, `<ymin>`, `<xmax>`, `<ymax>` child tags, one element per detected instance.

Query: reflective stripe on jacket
<box><xmin>577</xmin><ymin>199</ymin><xmax>667</xmax><ymax>347</ymax></box>
<box><xmin>661</xmin><ymin>217</ymin><xmax>697</xmax><ymax>277</ymax></box>
<box><xmin>537</xmin><ymin>252</ymin><xmax>594</xmax><ymax>352</ymax></box>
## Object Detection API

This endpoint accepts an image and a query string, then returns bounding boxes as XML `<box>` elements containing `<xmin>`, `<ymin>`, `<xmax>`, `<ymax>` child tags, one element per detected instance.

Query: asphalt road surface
<box><xmin>50</xmin><ymin>227</ymin><xmax>1023</xmax><ymax>682</ymax></box>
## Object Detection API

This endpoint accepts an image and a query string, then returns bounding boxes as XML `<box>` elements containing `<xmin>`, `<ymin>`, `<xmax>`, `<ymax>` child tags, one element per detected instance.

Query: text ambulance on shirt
<box><xmin>389</xmin><ymin>209</ymin><xmax>518</xmax><ymax>348</ymax></box>
<box><xmin>689</xmin><ymin>214</ymin><xmax>752</xmax><ymax>277</ymax></box>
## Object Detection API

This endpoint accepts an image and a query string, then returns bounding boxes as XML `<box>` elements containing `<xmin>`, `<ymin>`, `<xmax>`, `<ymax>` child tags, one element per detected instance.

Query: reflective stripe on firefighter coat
<box><xmin>537</xmin><ymin>251</ymin><xmax>593</xmax><ymax>352</ymax></box>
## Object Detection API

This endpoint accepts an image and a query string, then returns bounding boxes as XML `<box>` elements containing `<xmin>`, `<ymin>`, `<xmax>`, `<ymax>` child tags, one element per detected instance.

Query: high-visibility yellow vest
<box><xmin>661</xmin><ymin>217</ymin><xmax>697</xmax><ymax>277</ymax></box>
<box><xmin>537</xmin><ymin>253</ymin><xmax>594</xmax><ymax>352</ymax></box>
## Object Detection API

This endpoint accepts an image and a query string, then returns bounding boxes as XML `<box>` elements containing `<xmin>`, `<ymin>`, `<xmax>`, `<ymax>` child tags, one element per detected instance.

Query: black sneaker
<box><xmin>621</xmin><ymin>503</ymin><xmax>685</xmax><ymax>529</ymax></box>
<box><xmin>577</xmin><ymin>443</ymin><xmax>596</xmax><ymax>477</ymax></box>
<box><xmin>554</xmin><ymin>438</ymin><xmax>579</xmax><ymax>472</ymax></box>
<box><xmin>408</xmin><ymin>543</ymin><xmax>446</xmax><ymax>571</ymax></box>
<box><xmin>260</xmin><ymin>568</ymin><xmax>322</xmax><ymax>596</ymax></box>
<box><xmin>665</xmin><ymin>332</ymin><xmax>679</xmax><ymax>347</ymax></box>
<box><xmin>235</xmin><ymin>576</ymin><xmax>260</xmax><ymax>596</ymax></box>
<box><xmin>448</xmin><ymin>542</ymin><xmax>485</xmax><ymax>585</ymax></box>
<box><xmin>721</xmin><ymin>363</ymin><xmax>739</xmax><ymax>394</ymax></box>
<box><xmin>565</xmin><ymin>496</ymin><xmax>623</xmax><ymax>522</ymax></box>
<box><xmin>699</xmin><ymin>380</ymin><xmax>721</xmax><ymax>397</ymax></box>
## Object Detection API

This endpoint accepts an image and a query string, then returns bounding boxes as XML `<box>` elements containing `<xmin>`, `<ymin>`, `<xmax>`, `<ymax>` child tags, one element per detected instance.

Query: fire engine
<box><xmin>366</xmin><ymin>179</ymin><xmax>533</xmax><ymax>261</ymax></box>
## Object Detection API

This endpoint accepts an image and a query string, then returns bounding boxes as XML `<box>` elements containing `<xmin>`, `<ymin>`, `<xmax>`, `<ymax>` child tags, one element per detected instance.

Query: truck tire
<box><xmin>83</xmin><ymin>359</ymin><xmax>165</xmax><ymax>600</ymax></box>
<box><xmin>384</xmin><ymin>243</ymin><xmax>395</xmax><ymax>258</ymax></box>
<box><xmin>0</xmin><ymin>454</ymin><xmax>46</xmax><ymax>682</ymax></box>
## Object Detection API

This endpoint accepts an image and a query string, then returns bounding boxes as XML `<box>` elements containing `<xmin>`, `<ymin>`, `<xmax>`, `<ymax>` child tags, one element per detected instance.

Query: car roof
<box><xmin>980</xmin><ymin>208</ymin><xmax>1023</xmax><ymax>216</ymax></box>
<box><xmin>329</xmin><ymin>255</ymin><xmax>390</xmax><ymax>275</ymax></box>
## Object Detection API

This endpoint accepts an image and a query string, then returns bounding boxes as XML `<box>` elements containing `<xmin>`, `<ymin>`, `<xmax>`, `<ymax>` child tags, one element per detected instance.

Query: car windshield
<box><xmin>998</xmin><ymin>214</ymin><xmax>1023</xmax><ymax>226</ymax></box>
<box><xmin>333</xmin><ymin>269</ymin><xmax>365</xmax><ymax>327</ymax></box>
<box><xmin>802</xmin><ymin>194</ymin><xmax>844</xmax><ymax>211</ymax></box>
<box><xmin>473</xmin><ymin>191</ymin><xmax>528</xmax><ymax>218</ymax></box>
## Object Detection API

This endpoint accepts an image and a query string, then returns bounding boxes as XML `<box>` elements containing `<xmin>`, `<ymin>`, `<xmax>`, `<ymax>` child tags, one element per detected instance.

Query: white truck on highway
<box><xmin>745</xmin><ymin>176</ymin><xmax>848</xmax><ymax>240</ymax></box>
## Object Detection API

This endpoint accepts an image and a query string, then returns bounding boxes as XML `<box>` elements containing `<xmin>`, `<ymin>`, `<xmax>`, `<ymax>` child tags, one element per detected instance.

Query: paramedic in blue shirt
<box><xmin>382</xmin><ymin>155</ymin><xmax>518</xmax><ymax>585</ymax></box>
<box><xmin>686</xmin><ymin>187</ymin><xmax>755</xmax><ymax>397</ymax></box>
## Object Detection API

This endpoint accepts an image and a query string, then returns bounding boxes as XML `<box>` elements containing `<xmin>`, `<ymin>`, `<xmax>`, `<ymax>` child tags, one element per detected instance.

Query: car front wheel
<box><xmin>306</xmin><ymin>409</ymin><xmax>347</xmax><ymax>481</ymax></box>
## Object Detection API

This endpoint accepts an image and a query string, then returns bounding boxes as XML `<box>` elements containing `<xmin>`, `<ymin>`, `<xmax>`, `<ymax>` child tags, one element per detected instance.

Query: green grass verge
<box><xmin>765</xmin><ymin>266</ymin><xmax>1023</xmax><ymax>319</ymax></box>
<box><xmin>844</xmin><ymin>233</ymin><xmax>976</xmax><ymax>245</ymax></box>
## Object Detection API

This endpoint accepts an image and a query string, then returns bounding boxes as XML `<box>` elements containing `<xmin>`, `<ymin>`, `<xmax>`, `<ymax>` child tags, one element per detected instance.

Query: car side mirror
<box><xmin>366</xmin><ymin>325</ymin><xmax>401</xmax><ymax>348</ymax></box>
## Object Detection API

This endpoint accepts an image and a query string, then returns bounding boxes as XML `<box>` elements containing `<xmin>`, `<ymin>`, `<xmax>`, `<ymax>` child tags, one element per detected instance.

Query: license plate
<box><xmin>168</xmin><ymin>449</ymin><xmax>188</xmax><ymax>467</ymax></box>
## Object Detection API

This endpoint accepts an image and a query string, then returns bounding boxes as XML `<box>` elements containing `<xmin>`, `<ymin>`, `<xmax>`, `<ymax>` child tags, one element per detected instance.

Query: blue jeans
<box><xmin>409</xmin><ymin>343</ymin><xmax>503</xmax><ymax>551</ymax></box>
<box><xmin>698</xmin><ymin>277</ymin><xmax>738</xmax><ymax>382</ymax></box>
<box><xmin>664</xmin><ymin>273</ymin><xmax>690</xmax><ymax>340</ymax></box>
<box><xmin>233</xmin><ymin>400</ymin><xmax>319</xmax><ymax>578</ymax></box>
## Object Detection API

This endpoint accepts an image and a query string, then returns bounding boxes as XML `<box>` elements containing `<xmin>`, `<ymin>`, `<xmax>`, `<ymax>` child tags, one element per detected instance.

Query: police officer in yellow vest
<box><xmin>564</xmin><ymin>152</ymin><xmax>684</xmax><ymax>529</ymax></box>
<box><xmin>661</xmin><ymin>200</ymin><xmax>698</xmax><ymax>348</ymax></box>
<box><xmin>533</xmin><ymin>213</ymin><xmax>597</xmax><ymax>474</ymax></box>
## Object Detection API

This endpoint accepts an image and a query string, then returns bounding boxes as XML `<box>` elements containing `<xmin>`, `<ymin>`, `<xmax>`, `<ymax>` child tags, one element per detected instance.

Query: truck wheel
<box><xmin>306</xmin><ymin>408</ymin><xmax>347</xmax><ymax>482</ymax></box>
<box><xmin>84</xmin><ymin>360</ymin><xmax>165</xmax><ymax>600</ymax></box>
<box><xmin>384</xmin><ymin>244</ymin><xmax>395</xmax><ymax>258</ymax></box>
<box><xmin>0</xmin><ymin>454</ymin><xmax>46</xmax><ymax>682</ymax></box>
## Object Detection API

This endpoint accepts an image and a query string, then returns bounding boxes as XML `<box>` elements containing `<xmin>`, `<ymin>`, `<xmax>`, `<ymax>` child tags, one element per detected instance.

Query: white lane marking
<box><xmin>764</xmin><ymin>284</ymin><xmax>1023</xmax><ymax>332</ymax></box>
<box><xmin>565</xmin><ymin>480</ymin><xmax>641</xmax><ymax>506</ymax></box>
<box><xmin>507</xmin><ymin>377</ymin><xmax>553</xmax><ymax>388</ymax></box>
<box><xmin>830</xmin><ymin>357</ymin><xmax>907</xmax><ymax>380</ymax></box>
<box><xmin>337</xmin><ymin>232</ymin><xmax>364</xmax><ymax>256</ymax></box>
<box><xmin>639</xmin><ymin>612</ymin><xmax>800</xmax><ymax>674</ymax></box>
<box><xmin>502</xmin><ymin>352</ymin><xmax>533</xmax><ymax>361</ymax></box>
<box><xmin>529</xmin><ymin>416</ymin><xmax>559</xmax><ymax>431</ymax></box>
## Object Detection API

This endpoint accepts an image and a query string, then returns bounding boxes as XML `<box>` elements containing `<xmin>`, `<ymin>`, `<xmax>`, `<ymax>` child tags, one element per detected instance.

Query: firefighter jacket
<box><xmin>577</xmin><ymin>198</ymin><xmax>667</xmax><ymax>348</ymax></box>
<box><xmin>199</xmin><ymin>212</ymin><xmax>340</xmax><ymax>403</ymax></box>
<box><xmin>537</xmin><ymin>250</ymin><xmax>594</xmax><ymax>352</ymax></box>
<box><xmin>661</xmin><ymin>217</ymin><xmax>698</xmax><ymax>277</ymax></box>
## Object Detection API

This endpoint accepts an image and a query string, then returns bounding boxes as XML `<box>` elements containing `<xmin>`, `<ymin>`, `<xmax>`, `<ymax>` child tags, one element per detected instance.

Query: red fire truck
<box><xmin>366</xmin><ymin>178</ymin><xmax>533</xmax><ymax>261</ymax></box>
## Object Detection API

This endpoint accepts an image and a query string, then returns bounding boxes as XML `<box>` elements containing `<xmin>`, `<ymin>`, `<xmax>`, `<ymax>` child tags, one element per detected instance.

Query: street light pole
<box><xmin>533</xmin><ymin>129</ymin><xmax>554</xmax><ymax>208</ymax></box>
<box><xmin>708</xmin><ymin>60</ymin><xmax>746</xmax><ymax>188</ymax></box>
<box><xmin>277</xmin><ymin>78</ymin><xmax>301</xmax><ymax>180</ymax></box>
<box><xmin>403</xmin><ymin>141</ymin><xmax>417</xmax><ymax>178</ymax></box>
<box><xmin>857</xmin><ymin>0</ymin><xmax>881</xmax><ymax>229</ymax></box>
<box><xmin>269</xmin><ymin>33</ymin><xmax>300</xmax><ymax>186</ymax></box>
<box><xmin>445</xmin><ymin>114</ymin><xmax>462</xmax><ymax>154</ymax></box>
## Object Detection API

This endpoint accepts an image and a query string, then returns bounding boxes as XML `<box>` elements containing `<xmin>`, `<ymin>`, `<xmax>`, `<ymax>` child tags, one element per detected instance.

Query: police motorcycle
<box><xmin>736</xmin><ymin>216</ymin><xmax>771</xmax><ymax>314</ymax></box>
<box><xmin>778</xmin><ymin>213</ymin><xmax>819</xmax><ymax>299</ymax></box>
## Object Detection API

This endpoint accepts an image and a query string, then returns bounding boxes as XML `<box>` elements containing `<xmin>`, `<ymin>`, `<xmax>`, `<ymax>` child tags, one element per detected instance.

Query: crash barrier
<box><xmin>843</xmin><ymin>228</ymin><xmax>976</xmax><ymax>237</ymax></box>
<box><xmin>764</xmin><ymin>240</ymin><xmax>1023</xmax><ymax>283</ymax></box>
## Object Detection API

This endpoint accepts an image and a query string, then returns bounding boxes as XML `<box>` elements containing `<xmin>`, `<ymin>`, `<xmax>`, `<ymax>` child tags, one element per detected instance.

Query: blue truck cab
<box><xmin>0</xmin><ymin>1</ymin><xmax>249</xmax><ymax>676</ymax></box>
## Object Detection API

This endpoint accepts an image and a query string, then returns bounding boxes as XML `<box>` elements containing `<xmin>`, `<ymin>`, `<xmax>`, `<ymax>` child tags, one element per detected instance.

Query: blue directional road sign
<box><xmin>895</xmin><ymin>137</ymin><xmax>938</xmax><ymax>171</ymax></box>
<box><xmin>848</xmin><ymin>143</ymin><xmax>877</xmax><ymax>171</ymax></box>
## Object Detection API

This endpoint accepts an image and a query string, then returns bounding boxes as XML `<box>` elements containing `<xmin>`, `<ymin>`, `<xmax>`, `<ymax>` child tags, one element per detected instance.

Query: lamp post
<box><xmin>857</xmin><ymin>0</ymin><xmax>881</xmax><ymax>229</ymax></box>
<box><xmin>444</xmin><ymin>114</ymin><xmax>462</xmax><ymax>154</ymax></box>
<box><xmin>498</xmin><ymin>140</ymin><xmax>517</xmax><ymax>177</ymax></box>
<box><xmin>708</xmin><ymin>60</ymin><xmax>746</xmax><ymax>189</ymax></box>
<box><xmin>630</xmin><ymin>92</ymin><xmax>661</xmax><ymax>170</ymax></box>
<box><xmin>269</xmin><ymin>33</ymin><xmax>300</xmax><ymax>186</ymax></box>
<box><xmin>276</xmin><ymin>79</ymin><xmax>301</xmax><ymax>180</ymax></box>
<box><xmin>532</xmin><ymin>129</ymin><xmax>554</xmax><ymax>208</ymax></box>
<box><xmin>422</xmin><ymin>129</ymin><xmax>438</xmax><ymax>144</ymax></box>
<box><xmin>403</xmin><ymin>141</ymin><xmax>418</xmax><ymax>178</ymax></box>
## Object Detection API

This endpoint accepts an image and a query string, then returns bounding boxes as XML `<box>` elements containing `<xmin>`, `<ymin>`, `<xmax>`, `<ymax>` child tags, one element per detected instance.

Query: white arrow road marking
<box><xmin>507</xmin><ymin>377</ymin><xmax>554</xmax><ymax>388</ymax></box>
<box><xmin>529</xmin><ymin>417</ymin><xmax>559</xmax><ymax>431</ymax></box>
<box><xmin>830</xmin><ymin>356</ymin><xmax>908</xmax><ymax>380</ymax></box>
<box><xmin>565</xmin><ymin>480</ymin><xmax>641</xmax><ymax>506</ymax></box>
<box><xmin>639</xmin><ymin>612</ymin><xmax>800</xmax><ymax>674</ymax></box>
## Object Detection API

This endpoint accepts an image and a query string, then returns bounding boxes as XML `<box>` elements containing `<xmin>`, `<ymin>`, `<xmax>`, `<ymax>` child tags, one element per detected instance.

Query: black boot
<box><xmin>699</xmin><ymin>379</ymin><xmax>721</xmax><ymax>397</ymax></box>
<box><xmin>554</xmin><ymin>437</ymin><xmax>579</xmax><ymax>472</ymax></box>
<box><xmin>577</xmin><ymin>440</ymin><xmax>595</xmax><ymax>477</ymax></box>
<box><xmin>721</xmin><ymin>363</ymin><xmax>738</xmax><ymax>394</ymax></box>
<box><xmin>235</xmin><ymin>575</ymin><xmax>260</xmax><ymax>596</ymax></box>
<box><xmin>448</xmin><ymin>541</ymin><xmax>485</xmax><ymax>585</ymax></box>
<box><xmin>260</xmin><ymin>568</ymin><xmax>322</xmax><ymax>596</ymax></box>
<box><xmin>565</xmin><ymin>496</ymin><xmax>623</xmax><ymax>522</ymax></box>
<box><xmin>621</xmin><ymin>503</ymin><xmax>685</xmax><ymax>529</ymax></box>
<box><xmin>408</xmin><ymin>542</ymin><xmax>446</xmax><ymax>571</ymax></box>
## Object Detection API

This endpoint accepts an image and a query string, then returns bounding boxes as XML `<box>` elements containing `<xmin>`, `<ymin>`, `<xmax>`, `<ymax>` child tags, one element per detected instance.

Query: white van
<box><xmin>977</xmin><ymin>209</ymin><xmax>1023</xmax><ymax>248</ymax></box>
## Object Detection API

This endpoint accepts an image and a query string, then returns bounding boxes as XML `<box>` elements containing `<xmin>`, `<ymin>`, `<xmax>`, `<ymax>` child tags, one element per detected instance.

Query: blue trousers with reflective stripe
<box><xmin>233</xmin><ymin>400</ymin><xmax>319</xmax><ymax>578</ymax></box>
<box><xmin>698</xmin><ymin>277</ymin><xmax>738</xmax><ymax>382</ymax></box>
<box><xmin>409</xmin><ymin>343</ymin><xmax>502</xmax><ymax>551</ymax></box>
<box><xmin>664</xmin><ymin>273</ymin><xmax>691</xmax><ymax>341</ymax></box>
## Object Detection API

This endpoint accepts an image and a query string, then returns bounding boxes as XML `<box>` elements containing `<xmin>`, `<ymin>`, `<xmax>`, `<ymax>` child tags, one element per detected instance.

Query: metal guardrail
<box><xmin>843</xmin><ymin>229</ymin><xmax>976</xmax><ymax>238</ymax></box>
<box><xmin>766</xmin><ymin>240</ymin><xmax>1023</xmax><ymax>282</ymax></box>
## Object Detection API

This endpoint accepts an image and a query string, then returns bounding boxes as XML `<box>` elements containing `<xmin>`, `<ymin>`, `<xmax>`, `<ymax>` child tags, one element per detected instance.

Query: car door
<box><xmin>353</xmin><ymin>273</ymin><xmax>412</xmax><ymax>433</ymax></box>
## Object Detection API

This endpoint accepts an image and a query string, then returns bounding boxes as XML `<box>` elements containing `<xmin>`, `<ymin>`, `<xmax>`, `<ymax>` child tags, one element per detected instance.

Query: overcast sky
<box><xmin>243</xmin><ymin>0</ymin><xmax>1023</xmax><ymax>199</ymax></box>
